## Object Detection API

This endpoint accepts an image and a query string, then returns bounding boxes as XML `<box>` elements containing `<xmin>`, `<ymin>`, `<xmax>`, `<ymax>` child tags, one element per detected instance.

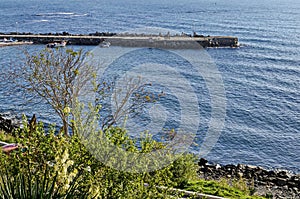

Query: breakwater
<box><xmin>0</xmin><ymin>33</ymin><xmax>239</xmax><ymax>48</ymax></box>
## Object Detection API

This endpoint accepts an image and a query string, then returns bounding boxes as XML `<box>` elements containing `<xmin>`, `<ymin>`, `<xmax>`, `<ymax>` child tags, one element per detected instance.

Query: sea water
<box><xmin>0</xmin><ymin>0</ymin><xmax>299</xmax><ymax>172</ymax></box>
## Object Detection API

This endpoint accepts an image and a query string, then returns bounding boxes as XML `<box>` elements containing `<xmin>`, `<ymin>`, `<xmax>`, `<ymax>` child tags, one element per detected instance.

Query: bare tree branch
<box><xmin>11</xmin><ymin>48</ymin><xmax>94</xmax><ymax>136</ymax></box>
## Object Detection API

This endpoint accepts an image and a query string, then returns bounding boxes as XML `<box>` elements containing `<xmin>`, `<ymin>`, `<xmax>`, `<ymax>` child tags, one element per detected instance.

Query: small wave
<box><xmin>34</xmin><ymin>19</ymin><xmax>49</xmax><ymax>22</ymax></box>
<box><xmin>184</xmin><ymin>10</ymin><xmax>205</xmax><ymax>14</ymax></box>
<box><xmin>23</xmin><ymin>20</ymin><xmax>50</xmax><ymax>25</ymax></box>
<box><xmin>72</xmin><ymin>13</ymin><xmax>88</xmax><ymax>17</ymax></box>
<box><xmin>52</xmin><ymin>12</ymin><xmax>74</xmax><ymax>15</ymax></box>
<box><xmin>34</xmin><ymin>12</ymin><xmax>87</xmax><ymax>19</ymax></box>
<box><xmin>35</xmin><ymin>12</ymin><xmax>75</xmax><ymax>16</ymax></box>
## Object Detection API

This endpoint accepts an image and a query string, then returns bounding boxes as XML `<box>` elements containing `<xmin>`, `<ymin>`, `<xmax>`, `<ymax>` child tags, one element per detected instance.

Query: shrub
<box><xmin>0</xmin><ymin>118</ymin><xmax>199</xmax><ymax>198</ymax></box>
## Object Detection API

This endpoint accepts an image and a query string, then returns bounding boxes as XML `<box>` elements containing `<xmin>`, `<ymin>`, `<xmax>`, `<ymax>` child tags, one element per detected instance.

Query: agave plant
<box><xmin>0</xmin><ymin>165</ymin><xmax>87</xmax><ymax>199</ymax></box>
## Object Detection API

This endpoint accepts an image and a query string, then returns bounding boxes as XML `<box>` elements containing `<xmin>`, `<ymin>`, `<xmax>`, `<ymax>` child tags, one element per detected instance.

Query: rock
<box><xmin>246</xmin><ymin>165</ymin><xmax>258</xmax><ymax>170</ymax></box>
<box><xmin>0</xmin><ymin>113</ymin><xmax>20</xmax><ymax>132</ymax></box>
<box><xmin>292</xmin><ymin>187</ymin><xmax>298</xmax><ymax>192</ymax></box>
<box><xmin>291</xmin><ymin>175</ymin><xmax>300</xmax><ymax>182</ymax></box>
<box><xmin>237</xmin><ymin>172</ymin><xmax>243</xmax><ymax>178</ymax></box>
<box><xmin>215</xmin><ymin>164</ymin><xmax>221</xmax><ymax>169</ymax></box>
<box><xmin>287</xmin><ymin>181</ymin><xmax>298</xmax><ymax>187</ymax></box>
<box><xmin>198</xmin><ymin>158</ymin><xmax>208</xmax><ymax>166</ymax></box>
<box><xmin>276</xmin><ymin>195</ymin><xmax>285</xmax><ymax>199</ymax></box>
<box><xmin>237</xmin><ymin>164</ymin><xmax>246</xmax><ymax>171</ymax></box>
<box><xmin>275</xmin><ymin>178</ymin><xmax>288</xmax><ymax>186</ymax></box>
<box><xmin>277</xmin><ymin>170</ymin><xmax>291</xmax><ymax>179</ymax></box>
<box><xmin>225</xmin><ymin>164</ymin><xmax>236</xmax><ymax>172</ymax></box>
<box><xmin>268</xmin><ymin>170</ymin><xmax>277</xmax><ymax>177</ymax></box>
<box><xmin>258</xmin><ymin>181</ymin><xmax>268</xmax><ymax>186</ymax></box>
<box><xmin>283</xmin><ymin>185</ymin><xmax>289</xmax><ymax>190</ymax></box>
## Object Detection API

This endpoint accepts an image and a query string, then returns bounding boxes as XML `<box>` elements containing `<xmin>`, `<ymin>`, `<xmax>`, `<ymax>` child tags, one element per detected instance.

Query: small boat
<box><xmin>99</xmin><ymin>41</ymin><xmax>110</xmax><ymax>48</ymax></box>
<box><xmin>0</xmin><ymin>37</ymin><xmax>18</xmax><ymax>43</ymax></box>
<box><xmin>0</xmin><ymin>38</ymin><xmax>33</xmax><ymax>47</ymax></box>
<box><xmin>47</xmin><ymin>40</ymin><xmax>67</xmax><ymax>48</ymax></box>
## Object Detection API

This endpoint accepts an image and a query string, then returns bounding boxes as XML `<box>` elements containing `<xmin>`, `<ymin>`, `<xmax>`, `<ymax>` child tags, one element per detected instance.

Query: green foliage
<box><xmin>0</xmin><ymin>116</ymin><xmax>262</xmax><ymax>199</ymax></box>
<box><xmin>0</xmin><ymin>165</ymin><xmax>85</xmax><ymax>199</ymax></box>
<box><xmin>182</xmin><ymin>179</ymin><xmax>267</xmax><ymax>199</ymax></box>
<box><xmin>0</xmin><ymin>131</ymin><xmax>15</xmax><ymax>143</ymax></box>
<box><xmin>16</xmin><ymin>48</ymin><xmax>95</xmax><ymax>136</ymax></box>
<box><xmin>0</xmin><ymin>118</ymin><xmax>199</xmax><ymax>198</ymax></box>
<box><xmin>231</xmin><ymin>178</ymin><xmax>254</xmax><ymax>195</ymax></box>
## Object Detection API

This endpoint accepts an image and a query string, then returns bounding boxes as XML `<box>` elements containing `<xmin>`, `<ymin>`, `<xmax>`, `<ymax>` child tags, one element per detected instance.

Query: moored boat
<box><xmin>0</xmin><ymin>37</ymin><xmax>18</xmax><ymax>43</ymax></box>
<box><xmin>47</xmin><ymin>40</ymin><xmax>67</xmax><ymax>48</ymax></box>
<box><xmin>0</xmin><ymin>38</ymin><xmax>33</xmax><ymax>47</ymax></box>
<box><xmin>99</xmin><ymin>41</ymin><xmax>110</xmax><ymax>48</ymax></box>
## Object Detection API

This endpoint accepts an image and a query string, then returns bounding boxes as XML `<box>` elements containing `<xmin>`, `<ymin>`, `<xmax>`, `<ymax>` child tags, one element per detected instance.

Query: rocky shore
<box><xmin>198</xmin><ymin>158</ymin><xmax>300</xmax><ymax>198</ymax></box>
<box><xmin>0</xmin><ymin>113</ymin><xmax>22</xmax><ymax>133</ymax></box>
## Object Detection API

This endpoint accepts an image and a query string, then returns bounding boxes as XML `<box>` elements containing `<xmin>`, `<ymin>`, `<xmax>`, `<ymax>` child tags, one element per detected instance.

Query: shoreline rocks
<box><xmin>198</xmin><ymin>158</ymin><xmax>300</xmax><ymax>198</ymax></box>
<box><xmin>0</xmin><ymin>113</ymin><xmax>22</xmax><ymax>132</ymax></box>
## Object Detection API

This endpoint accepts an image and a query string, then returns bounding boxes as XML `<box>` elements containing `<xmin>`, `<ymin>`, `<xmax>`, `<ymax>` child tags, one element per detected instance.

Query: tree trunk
<box><xmin>63</xmin><ymin>118</ymin><xmax>69</xmax><ymax>136</ymax></box>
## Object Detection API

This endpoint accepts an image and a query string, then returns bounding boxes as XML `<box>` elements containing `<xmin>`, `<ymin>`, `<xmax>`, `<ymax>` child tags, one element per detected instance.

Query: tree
<box><xmin>14</xmin><ymin>48</ymin><xmax>94</xmax><ymax>136</ymax></box>
<box><xmin>14</xmin><ymin>47</ymin><xmax>158</xmax><ymax>137</ymax></box>
<box><xmin>96</xmin><ymin>77</ymin><xmax>161</xmax><ymax>129</ymax></box>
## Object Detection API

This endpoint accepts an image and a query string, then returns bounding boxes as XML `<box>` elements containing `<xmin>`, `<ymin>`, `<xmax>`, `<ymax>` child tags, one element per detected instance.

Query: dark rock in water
<box><xmin>198</xmin><ymin>158</ymin><xmax>208</xmax><ymax>166</ymax></box>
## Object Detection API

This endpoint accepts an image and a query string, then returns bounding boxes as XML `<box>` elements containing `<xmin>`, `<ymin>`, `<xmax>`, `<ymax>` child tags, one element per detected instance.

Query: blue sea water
<box><xmin>0</xmin><ymin>0</ymin><xmax>299</xmax><ymax>172</ymax></box>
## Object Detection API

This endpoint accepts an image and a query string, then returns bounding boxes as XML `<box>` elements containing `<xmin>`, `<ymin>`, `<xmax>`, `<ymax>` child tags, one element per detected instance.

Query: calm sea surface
<box><xmin>0</xmin><ymin>0</ymin><xmax>299</xmax><ymax>172</ymax></box>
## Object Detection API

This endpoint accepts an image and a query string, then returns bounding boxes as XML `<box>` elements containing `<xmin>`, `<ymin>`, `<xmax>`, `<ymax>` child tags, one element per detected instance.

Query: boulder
<box><xmin>0</xmin><ymin>114</ymin><xmax>18</xmax><ymax>132</ymax></box>
<box><xmin>275</xmin><ymin>178</ymin><xmax>288</xmax><ymax>186</ymax></box>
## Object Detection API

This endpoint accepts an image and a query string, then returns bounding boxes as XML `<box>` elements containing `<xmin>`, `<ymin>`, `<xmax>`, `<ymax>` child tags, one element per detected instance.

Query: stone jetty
<box><xmin>0</xmin><ymin>32</ymin><xmax>239</xmax><ymax>48</ymax></box>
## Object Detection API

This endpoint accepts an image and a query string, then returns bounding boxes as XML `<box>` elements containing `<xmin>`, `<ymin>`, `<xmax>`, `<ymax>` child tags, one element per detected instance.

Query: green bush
<box><xmin>0</xmin><ymin>118</ymin><xmax>199</xmax><ymax>198</ymax></box>
<box><xmin>182</xmin><ymin>179</ymin><xmax>266</xmax><ymax>199</ymax></box>
<box><xmin>0</xmin><ymin>165</ymin><xmax>86</xmax><ymax>199</ymax></box>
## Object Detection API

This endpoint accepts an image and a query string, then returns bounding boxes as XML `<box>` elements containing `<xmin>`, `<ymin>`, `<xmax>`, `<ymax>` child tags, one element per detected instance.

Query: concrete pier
<box><xmin>0</xmin><ymin>34</ymin><xmax>239</xmax><ymax>48</ymax></box>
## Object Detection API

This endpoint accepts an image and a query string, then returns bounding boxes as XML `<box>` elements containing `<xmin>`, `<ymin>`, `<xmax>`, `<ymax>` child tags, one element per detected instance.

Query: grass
<box><xmin>181</xmin><ymin>179</ymin><xmax>267</xmax><ymax>199</ymax></box>
<box><xmin>0</xmin><ymin>130</ymin><xmax>15</xmax><ymax>143</ymax></box>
